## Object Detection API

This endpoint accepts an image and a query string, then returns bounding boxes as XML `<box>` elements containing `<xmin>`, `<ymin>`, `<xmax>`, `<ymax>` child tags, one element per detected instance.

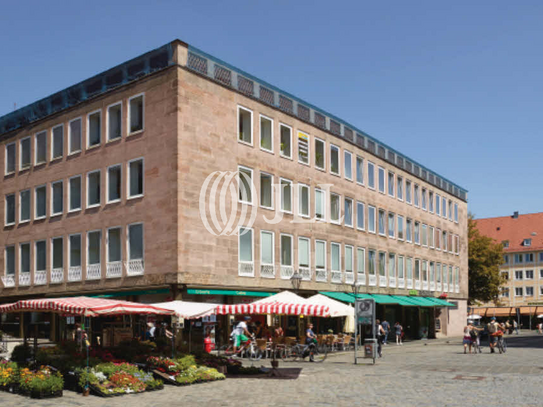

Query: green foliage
<box><xmin>175</xmin><ymin>354</ymin><xmax>197</xmax><ymax>371</ymax></box>
<box><xmin>11</xmin><ymin>344</ymin><xmax>33</xmax><ymax>364</ymax></box>
<box><xmin>113</xmin><ymin>340</ymin><xmax>156</xmax><ymax>362</ymax></box>
<box><xmin>469</xmin><ymin>214</ymin><xmax>505</xmax><ymax>304</ymax></box>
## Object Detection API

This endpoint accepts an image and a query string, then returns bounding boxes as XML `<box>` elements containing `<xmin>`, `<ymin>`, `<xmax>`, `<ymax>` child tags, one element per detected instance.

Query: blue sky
<box><xmin>1</xmin><ymin>1</ymin><xmax>542</xmax><ymax>218</ymax></box>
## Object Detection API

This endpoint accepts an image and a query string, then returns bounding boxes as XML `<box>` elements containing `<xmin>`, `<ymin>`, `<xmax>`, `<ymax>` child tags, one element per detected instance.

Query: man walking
<box><xmin>513</xmin><ymin>320</ymin><xmax>519</xmax><ymax>335</ymax></box>
<box><xmin>381</xmin><ymin>319</ymin><xmax>390</xmax><ymax>345</ymax></box>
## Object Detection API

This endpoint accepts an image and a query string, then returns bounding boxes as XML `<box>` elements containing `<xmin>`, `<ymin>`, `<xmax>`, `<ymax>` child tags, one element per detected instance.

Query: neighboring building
<box><xmin>475</xmin><ymin>212</ymin><xmax>543</xmax><ymax>312</ymax></box>
<box><xmin>0</xmin><ymin>40</ymin><xmax>468</xmax><ymax>339</ymax></box>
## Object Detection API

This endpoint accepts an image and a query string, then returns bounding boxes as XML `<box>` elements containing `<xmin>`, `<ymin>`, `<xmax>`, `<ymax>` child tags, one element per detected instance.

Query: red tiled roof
<box><xmin>474</xmin><ymin>212</ymin><xmax>543</xmax><ymax>253</ymax></box>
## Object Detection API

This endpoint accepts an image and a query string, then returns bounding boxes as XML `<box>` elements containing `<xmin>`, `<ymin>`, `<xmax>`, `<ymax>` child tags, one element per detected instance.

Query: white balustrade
<box><xmin>260</xmin><ymin>264</ymin><xmax>275</xmax><ymax>279</ymax></box>
<box><xmin>357</xmin><ymin>273</ymin><xmax>366</xmax><ymax>285</ymax></box>
<box><xmin>86</xmin><ymin>264</ymin><xmax>102</xmax><ymax>280</ymax></box>
<box><xmin>407</xmin><ymin>279</ymin><xmax>413</xmax><ymax>289</ymax></box>
<box><xmin>344</xmin><ymin>272</ymin><xmax>354</xmax><ymax>284</ymax></box>
<box><xmin>107</xmin><ymin>261</ymin><xmax>123</xmax><ymax>278</ymax></box>
<box><xmin>369</xmin><ymin>274</ymin><xmax>377</xmax><ymax>286</ymax></box>
<box><xmin>398</xmin><ymin>278</ymin><xmax>405</xmax><ymax>289</ymax></box>
<box><xmin>331</xmin><ymin>271</ymin><xmax>342</xmax><ymax>284</ymax></box>
<box><xmin>280</xmin><ymin>266</ymin><xmax>294</xmax><ymax>280</ymax></box>
<box><xmin>19</xmin><ymin>272</ymin><xmax>31</xmax><ymax>286</ymax></box>
<box><xmin>430</xmin><ymin>282</ymin><xmax>436</xmax><ymax>291</ymax></box>
<box><xmin>389</xmin><ymin>277</ymin><xmax>396</xmax><ymax>288</ymax></box>
<box><xmin>436</xmin><ymin>282</ymin><xmax>442</xmax><ymax>292</ymax></box>
<box><xmin>300</xmin><ymin>267</ymin><xmax>311</xmax><ymax>281</ymax></box>
<box><xmin>415</xmin><ymin>280</ymin><xmax>421</xmax><ymax>290</ymax></box>
<box><xmin>423</xmin><ymin>281</ymin><xmax>428</xmax><ymax>290</ymax></box>
<box><xmin>51</xmin><ymin>268</ymin><xmax>64</xmax><ymax>284</ymax></box>
<box><xmin>455</xmin><ymin>284</ymin><xmax>460</xmax><ymax>293</ymax></box>
<box><xmin>68</xmin><ymin>266</ymin><xmax>82</xmax><ymax>282</ymax></box>
<box><xmin>1</xmin><ymin>275</ymin><xmax>15</xmax><ymax>288</ymax></box>
<box><xmin>126</xmin><ymin>259</ymin><xmax>145</xmax><ymax>276</ymax></box>
<box><xmin>315</xmin><ymin>268</ymin><xmax>327</xmax><ymax>282</ymax></box>
<box><xmin>443</xmin><ymin>283</ymin><xmax>448</xmax><ymax>292</ymax></box>
<box><xmin>379</xmin><ymin>276</ymin><xmax>387</xmax><ymax>287</ymax></box>
<box><xmin>34</xmin><ymin>270</ymin><xmax>47</xmax><ymax>285</ymax></box>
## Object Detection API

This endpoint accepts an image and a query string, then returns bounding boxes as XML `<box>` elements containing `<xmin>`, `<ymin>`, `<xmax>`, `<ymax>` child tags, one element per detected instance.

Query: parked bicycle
<box><xmin>281</xmin><ymin>340</ymin><xmax>327</xmax><ymax>363</ymax></box>
<box><xmin>219</xmin><ymin>335</ymin><xmax>262</xmax><ymax>361</ymax></box>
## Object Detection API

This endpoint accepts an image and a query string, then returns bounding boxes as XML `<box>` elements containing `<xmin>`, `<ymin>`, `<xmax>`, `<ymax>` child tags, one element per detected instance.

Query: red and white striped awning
<box><xmin>0</xmin><ymin>297</ymin><xmax>175</xmax><ymax>317</ymax></box>
<box><xmin>216</xmin><ymin>302</ymin><xmax>329</xmax><ymax>317</ymax></box>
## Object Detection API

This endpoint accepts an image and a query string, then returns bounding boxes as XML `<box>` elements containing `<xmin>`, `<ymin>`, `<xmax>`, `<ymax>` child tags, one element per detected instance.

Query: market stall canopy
<box><xmin>0</xmin><ymin>297</ymin><xmax>175</xmax><ymax>317</ymax></box>
<box><xmin>216</xmin><ymin>290</ymin><xmax>330</xmax><ymax>317</ymax></box>
<box><xmin>467</xmin><ymin>314</ymin><xmax>482</xmax><ymax>320</ymax></box>
<box><xmin>151</xmin><ymin>301</ymin><xmax>219</xmax><ymax>319</ymax></box>
<box><xmin>307</xmin><ymin>294</ymin><xmax>354</xmax><ymax>317</ymax></box>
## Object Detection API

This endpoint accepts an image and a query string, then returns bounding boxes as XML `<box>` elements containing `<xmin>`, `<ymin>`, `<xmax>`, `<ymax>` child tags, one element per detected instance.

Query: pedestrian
<box><xmin>394</xmin><ymin>322</ymin><xmax>403</xmax><ymax>345</ymax></box>
<box><xmin>375</xmin><ymin>319</ymin><xmax>386</xmax><ymax>357</ymax></box>
<box><xmin>513</xmin><ymin>320</ymin><xmax>519</xmax><ymax>335</ymax></box>
<box><xmin>538</xmin><ymin>322</ymin><xmax>543</xmax><ymax>335</ymax></box>
<box><xmin>381</xmin><ymin>319</ymin><xmax>390</xmax><ymax>345</ymax></box>
<box><xmin>463</xmin><ymin>323</ymin><xmax>473</xmax><ymax>354</ymax></box>
<box><xmin>505</xmin><ymin>320</ymin><xmax>511</xmax><ymax>335</ymax></box>
<box><xmin>487</xmin><ymin>317</ymin><xmax>499</xmax><ymax>353</ymax></box>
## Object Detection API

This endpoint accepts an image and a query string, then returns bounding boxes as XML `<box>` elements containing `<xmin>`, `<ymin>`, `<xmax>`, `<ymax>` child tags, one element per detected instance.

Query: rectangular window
<box><xmin>51</xmin><ymin>181</ymin><xmax>63</xmax><ymax>216</ymax></box>
<box><xmin>378</xmin><ymin>209</ymin><xmax>386</xmax><ymax>236</ymax></box>
<box><xmin>378</xmin><ymin>167</ymin><xmax>385</xmax><ymax>194</ymax></box>
<box><xmin>52</xmin><ymin>124</ymin><xmax>64</xmax><ymax>159</ymax></box>
<box><xmin>330</xmin><ymin>193</ymin><xmax>340</xmax><ymax>224</ymax></box>
<box><xmin>388</xmin><ymin>172</ymin><xmax>395</xmax><ymax>197</ymax></box>
<box><xmin>344</xmin><ymin>151</ymin><xmax>352</xmax><ymax>180</ymax></box>
<box><xmin>128</xmin><ymin>223</ymin><xmax>144</xmax><ymax>261</ymax></box>
<box><xmin>356</xmin><ymin>202</ymin><xmax>365</xmax><ymax>230</ymax></box>
<box><xmin>525</xmin><ymin>270</ymin><xmax>534</xmax><ymax>279</ymax></box>
<box><xmin>280</xmin><ymin>124</ymin><xmax>292</xmax><ymax>158</ymax></box>
<box><xmin>5</xmin><ymin>142</ymin><xmax>16</xmax><ymax>174</ymax></box>
<box><xmin>442</xmin><ymin>231</ymin><xmax>447</xmax><ymax>251</ymax></box>
<box><xmin>261</xmin><ymin>231</ymin><xmax>274</xmax><ymax>267</ymax></box>
<box><xmin>299</xmin><ymin>237</ymin><xmax>310</xmax><ymax>268</ymax></box>
<box><xmin>368</xmin><ymin>250</ymin><xmax>376</xmax><ymax>275</ymax></box>
<box><xmin>107</xmin><ymin>165</ymin><xmax>122</xmax><ymax>203</ymax></box>
<box><xmin>128</xmin><ymin>158</ymin><xmax>144</xmax><ymax>198</ymax></box>
<box><xmin>35</xmin><ymin>131</ymin><xmax>47</xmax><ymax>164</ymax></box>
<box><xmin>397</xmin><ymin>215</ymin><xmax>404</xmax><ymax>240</ymax></box>
<box><xmin>378</xmin><ymin>251</ymin><xmax>386</xmax><ymax>277</ymax></box>
<box><xmin>442</xmin><ymin>197</ymin><xmax>447</xmax><ymax>218</ymax></box>
<box><xmin>315</xmin><ymin>138</ymin><xmax>325</xmax><ymax>170</ymax></box>
<box><xmin>388</xmin><ymin>212</ymin><xmax>395</xmax><ymax>238</ymax></box>
<box><xmin>398</xmin><ymin>256</ymin><xmax>405</xmax><ymax>280</ymax></box>
<box><xmin>238</xmin><ymin>107</ymin><xmax>252</xmax><ymax>145</ymax></box>
<box><xmin>357</xmin><ymin>248</ymin><xmax>365</xmax><ymax>275</ymax></box>
<box><xmin>260</xmin><ymin>172</ymin><xmax>273</xmax><ymax>209</ymax></box>
<box><xmin>260</xmin><ymin>115</ymin><xmax>273</xmax><ymax>152</ymax></box>
<box><xmin>414</xmin><ymin>221</ymin><xmax>420</xmax><ymax>244</ymax></box>
<box><xmin>421</xmin><ymin>188</ymin><xmax>427</xmax><ymax>210</ymax></box>
<box><xmin>331</xmin><ymin>242</ymin><xmax>341</xmax><ymax>272</ymax></box>
<box><xmin>397</xmin><ymin>176</ymin><xmax>403</xmax><ymax>200</ymax></box>
<box><xmin>87</xmin><ymin>110</ymin><xmax>102</xmax><ymax>147</ymax></box>
<box><xmin>368</xmin><ymin>206</ymin><xmax>376</xmax><ymax>233</ymax></box>
<box><xmin>515</xmin><ymin>287</ymin><xmax>523</xmax><ymax>297</ymax></box>
<box><xmin>87</xmin><ymin>231</ymin><xmax>101</xmax><ymax>266</ymax></box>
<box><xmin>315</xmin><ymin>189</ymin><xmax>325</xmax><ymax>220</ymax></box>
<box><xmin>514</xmin><ymin>254</ymin><xmax>523</xmax><ymax>264</ymax></box>
<box><xmin>5</xmin><ymin>246</ymin><xmax>15</xmax><ymax>275</ymax></box>
<box><xmin>238</xmin><ymin>166</ymin><xmax>253</xmax><ymax>204</ymax></box>
<box><xmin>526</xmin><ymin>253</ymin><xmax>534</xmax><ymax>263</ymax></box>
<box><xmin>316</xmin><ymin>240</ymin><xmax>326</xmax><ymax>271</ymax></box>
<box><xmin>429</xmin><ymin>191</ymin><xmax>434</xmax><ymax>213</ymax></box>
<box><xmin>406</xmin><ymin>218</ymin><xmax>412</xmax><ymax>242</ymax></box>
<box><xmin>503</xmin><ymin>255</ymin><xmax>509</xmax><ymax>265</ymax></box>
<box><xmin>436</xmin><ymin>228</ymin><xmax>442</xmax><ymax>250</ymax></box>
<box><xmin>448</xmin><ymin>200</ymin><xmax>453</xmax><ymax>221</ymax></box>
<box><xmin>414</xmin><ymin>259</ymin><xmax>420</xmax><ymax>281</ymax></box>
<box><xmin>454</xmin><ymin>203</ymin><xmax>459</xmax><ymax>222</ymax></box>
<box><xmin>20</xmin><ymin>137</ymin><xmax>31</xmax><ymax>170</ymax></box>
<box><xmin>429</xmin><ymin>226</ymin><xmax>435</xmax><ymax>248</ymax></box>
<box><xmin>344</xmin><ymin>198</ymin><xmax>353</xmax><ymax>227</ymax></box>
<box><xmin>69</xmin><ymin>176</ymin><xmax>81</xmax><ymax>211</ymax></box>
<box><xmin>107</xmin><ymin>102</ymin><xmax>122</xmax><ymax>141</ymax></box>
<box><xmin>20</xmin><ymin>243</ymin><xmax>30</xmax><ymax>274</ymax></box>
<box><xmin>368</xmin><ymin>162</ymin><xmax>375</xmax><ymax>189</ymax></box>
<box><xmin>422</xmin><ymin>224</ymin><xmax>428</xmax><ymax>246</ymax></box>
<box><xmin>414</xmin><ymin>184</ymin><xmax>420</xmax><ymax>207</ymax></box>
<box><xmin>299</xmin><ymin>184</ymin><xmax>310</xmax><ymax>218</ymax></box>
<box><xmin>526</xmin><ymin>287</ymin><xmax>534</xmax><ymax>296</ymax></box>
<box><xmin>87</xmin><ymin>170</ymin><xmax>101</xmax><ymax>208</ymax></box>
<box><xmin>345</xmin><ymin>245</ymin><xmax>353</xmax><ymax>273</ymax></box>
<box><xmin>69</xmin><ymin>234</ymin><xmax>81</xmax><ymax>267</ymax></box>
<box><xmin>389</xmin><ymin>253</ymin><xmax>396</xmax><ymax>281</ymax></box>
<box><xmin>107</xmin><ymin>227</ymin><xmax>122</xmax><ymax>263</ymax></box>
<box><xmin>436</xmin><ymin>193</ymin><xmax>440</xmax><ymax>215</ymax></box>
<box><xmin>405</xmin><ymin>180</ymin><xmax>412</xmax><ymax>204</ymax></box>
<box><xmin>422</xmin><ymin>260</ymin><xmax>428</xmax><ymax>282</ymax></box>
<box><xmin>280</xmin><ymin>178</ymin><xmax>292</xmax><ymax>213</ymax></box>
<box><xmin>129</xmin><ymin>94</ymin><xmax>144</xmax><ymax>134</ymax></box>
<box><xmin>35</xmin><ymin>185</ymin><xmax>46</xmax><ymax>219</ymax></box>
<box><xmin>280</xmin><ymin>234</ymin><xmax>293</xmax><ymax>266</ymax></box>
<box><xmin>52</xmin><ymin>237</ymin><xmax>63</xmax><ymax>269</ymax></box>
<box><xmin>239</xmin><ymin>227</ymin><xmax>254</xmax><ymax>264</ymax></box>
<box><xmin>298</xmin><ymin>131</ymin><xmax>309</xmax><ymax>165</ymax></box>
<box><xmin>36</xmin><ymin>240</ymin><xmax>47</xmax><ymax>271</ymax></box>
<box><xmin>330</xmin><ymin>144</ymin><xmax>340</xmax><ymax>175</ymax></box>
<box><xmin>19</xmin><ymin>190</ymin><xmax>30</xmax><ymax>223</ymax></box>
<box><xmin>69</xmin><ymin>118</ymin><xmax>82</xmax><ymax>154</ymax></box>
<box><xmin>436</xmin><ymin>263</ymin><xmax>442</xmax><ymax>283</ymax></box>
<box><xmin>356</xmin><ymin>156</ymin><xmax>364</xmax><ymax>184</ymax></box>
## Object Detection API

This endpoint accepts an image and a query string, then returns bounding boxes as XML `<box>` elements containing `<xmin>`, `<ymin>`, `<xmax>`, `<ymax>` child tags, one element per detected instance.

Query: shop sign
<box><xmin>187</xmin><ymin>289</ymin><xmax>273</xmax><ymax>297</ymax></box>
<box><xmin>418</xmin><ymin>290</ymin><xmax>432</xmax><ymax>296</ymax></box>
<box><xmin>408</xmin><ymin>290</ymin><xmax>418</xmax><ymax>296</ymax></box>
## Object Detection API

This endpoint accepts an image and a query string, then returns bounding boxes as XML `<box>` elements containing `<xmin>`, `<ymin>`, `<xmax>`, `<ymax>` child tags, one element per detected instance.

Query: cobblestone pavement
<box><xmin>2</xmin><ymin>332</ymin><xmax>543</xmax><ymax>407</ymax></box>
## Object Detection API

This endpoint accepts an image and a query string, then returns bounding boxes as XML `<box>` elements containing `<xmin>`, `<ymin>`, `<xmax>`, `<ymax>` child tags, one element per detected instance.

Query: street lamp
<box><xmin>290</xmin><ymin>270</ymin><xmax>302</xmax><ymax>291</ymax></box>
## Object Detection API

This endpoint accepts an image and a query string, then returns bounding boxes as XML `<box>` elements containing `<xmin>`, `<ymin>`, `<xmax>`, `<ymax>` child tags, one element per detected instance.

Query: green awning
<box><xmin>389</xmin><ymin>295</ymin><xmax>419</xmax><ymax>306</ymax></box>
<box><xmin>404</xmin><ymin>296</ymin><xmax>438</xmax><ymax>307</ymax></box>
<box><xmin>370</xmin><ymin>294</ymin><xmax>400</xmax><ymax>304</ymax></box>
<box><xmin>320</xmin><ymin>291</ymin><xmax>356</xmax><ymax>303</ymax></box>
<box><xmin>187</xmin><ymin>289</ymin><xmax>274</xmax><ymax>297</ymax></box>
<box><xmin>424</xmin><ymin>297</ymin><xmax>455</xmax><ymax>307</ymax></box>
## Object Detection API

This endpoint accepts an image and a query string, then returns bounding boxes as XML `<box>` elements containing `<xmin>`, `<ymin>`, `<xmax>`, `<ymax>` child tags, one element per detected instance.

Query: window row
<box><xmin>238</xmin><ymin>227</ymin><xmax>461</xmax><ymax>292</ymax></box>
<box><xmin>504</xmin><ymin>252</ymin><xmax>542</xmax><ymax>265</ymax></box>
<box><xmin>237</xmin><ymin>105</ymin><xmax>460</xmax><ymax>223</ymax></box>
<box><xmin>5</xmin><ymin>94</ymin><xmax>144</xmax><ymax>175</ymax></box>
<box><xmin>502</xmin><ymin>269</ymin><xmax>543</xmax><ymax>281</ymax></box>
<box><xmin>238</xmin><ymin>169</ymin><xmax>460</xmax><ymax>256</ymax></box>
<box><xmin>2</xmin><ymin>223</ymin><xmax>144</xmax><ymax>285</ymax></box>
<box><xmin>5</xmin><ymin>158</ymin><xmax>144</xmax><ymax>226</ymax></box>
<box><xmin>506</xmin><ymin>286</ymin><xmax>542</xmax><ymax>297</ymax></box>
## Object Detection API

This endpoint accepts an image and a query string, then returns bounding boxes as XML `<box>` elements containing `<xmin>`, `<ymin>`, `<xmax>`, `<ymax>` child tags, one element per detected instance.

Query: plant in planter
<box><xmin>0</xmin><ymin>361</ymin><xmax>19</xmax><ymax>392</ymax></box>
<box><xmin>19</xmin><ymin>366</ymin><xmax>63</xmax><ymax>399</ymax></box>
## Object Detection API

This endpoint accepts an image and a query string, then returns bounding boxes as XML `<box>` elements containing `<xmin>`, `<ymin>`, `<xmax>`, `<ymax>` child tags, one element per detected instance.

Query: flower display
<box><xmin>0</xmin><ymin>361</ymin><xmax>18</xmax><ymax>387</ymax></box>
<box><xmin>18</xmin><ymin>366</ymin><xmax>64</xmax><ymax>398</ymax></box>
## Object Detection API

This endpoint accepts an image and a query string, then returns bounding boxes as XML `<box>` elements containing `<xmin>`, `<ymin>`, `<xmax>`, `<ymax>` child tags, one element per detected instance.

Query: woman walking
<box><xmin>394</xmin><ymin>322</ymin><xmax>403</xmax><ymax>345</ymax></box>
<box><xmin>463</xmin><ymin>323</ymin><xmax>473</xmax><ymax>354</ymax></box>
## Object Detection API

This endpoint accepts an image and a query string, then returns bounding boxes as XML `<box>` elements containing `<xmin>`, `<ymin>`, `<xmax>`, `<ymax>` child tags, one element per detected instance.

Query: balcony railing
<box><xmin>260</xmin><ymin>264</ymin><xmax>275</xmax><ymax>279</ymax></box>
<box><xmin>34</xmin><ymin>270</ymin><xmax>47</xmax><ymax>285</ymax></box>
<box><xmin>68</xmin><ymin>266</ymin><xmax>82</xmax><ymax>282</ymax></box>
<box><xmin>379</xmin><ymin>276</ymin><xmax>387</xmax><ymax>287</ymax></box>
<box><xmin>436</xmin><ymin>282</ymin><xmax>442</xmax><ymax>292</ymax></box>
<box><xmin>415</xmin><ymin>280</ymin><xmax>421</xmax><ymax>290</ymax></box>
<box><xmin>389</xmin><ymin>277</ymin><xmax>396</xmax><ymax>288</ymax></box>
<box><xmin>368</xmin><ymin>274</ymin><xmax>377</xmax><ymax>286</ymax></box>
<box><xmin>430</xmin><ymin>282</ymin><xmax>436</xmax><ymax>291</ymax></box>
<box><xmin>398</xmin><ymin>278</ymin><xmax>405</xmax><ymax>289</ymax></box>
<box><xmin>357</xmin><ymin>273</ymin><xmax>366</xmax><ymax>285</ymax></box>
<box><xmin>344</xmin><ymin>272</ymin><xmax>354</xmax><ymax>284</ymax></box>
<box><xmin>19</xmin><ymin>272</ymin><xmax>31</xmax><ymax>286</ymax></box>
<box><xmin>2</xmin><ymin>275</ymin><xmax>15</xmax><ymax>288</ymax></box>
<box><xmin>280</xmin><ymin>266</ymin><xmax>294</xmax><ymax>280</ymax></box>
<box><xmin>300</xmin><ymin>267</ymin><xmax>311</xmax><ymax>281</ymax></box>
<box><xmin>86</xmin><ymin>264</ymin><xmax>102</xmax><ymax>280</ymax></box>
<box><xmin>423</xmin><ymin>281</ymin><xmax>428</xmax><ymax>290</ymax></box>
<box><xmin>443</xmin><ymin>283</ymin><xmax>448</xmax><ymax>292</ymax></box>
<box><xmin>51</xmin><ymin>268</ymin><xmax>64</xmax><ymax>284</ymax></box>
<box><xmin>315</xmin><ymin>268</ymin><xmax>327</xmax><ymax>282</ymax></box>
<box><xmin>107</xmin><ymin>261</ymin><xmax>123</xmax><ymax>278</ymax></box>
<box><xmin>331</xmin><ymin>271</ymin><xmax>342</xmax><ymax>284</ymax></box>
<box><xmin>455</xmin><ymin>284</ymin><xmax>460</xmax><ymax>293</ymax></box>
<box><xmin>126</xmin><ymin>259</ymin><xmax>145</xmax><ymax>276</ymax></box>
<box><xmin>407</xmin><ymin>278</ymin><xmax>413</xmax><ymax>289</ymax></box>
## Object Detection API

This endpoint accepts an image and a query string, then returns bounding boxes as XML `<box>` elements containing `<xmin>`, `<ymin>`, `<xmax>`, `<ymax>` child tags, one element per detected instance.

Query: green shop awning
<box><xmin>187</xmin><ymin>289</ymin><xmax>274</xmax><ymax>297</ymax></box>
<box><xmin>403</xmin><ymin>296</ymin><xmax>438</xmax><ymax>307</ymax></box>
<box><xmin>370</xmin><ymin>294</ymin><xmax>401</xmax><ymax>304</ymax></box>
<box><xmin>389</xmin><ymin>296</ymin><xmax>420</xmax><ymax>306</ymax></box>
<box><xmin>424</xmin><ymin>297</ymin><xmax>455</xmax><ymax>307</ymax></box>
<box><xmin>320</xmin><ymin>291</ymin><xmax>357</xmax><ymax>303</ymax></box>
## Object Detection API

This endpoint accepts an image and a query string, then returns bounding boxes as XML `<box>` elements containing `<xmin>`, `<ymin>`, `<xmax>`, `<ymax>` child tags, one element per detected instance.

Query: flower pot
<box><xmin>271</xmin><ymin>360</ymin><xmax>279</xmax><ymax>369</ymax></box>
<box><xmin>82</xmin><ymin>388</ymin><xmax>90</xmax><ymax>397</ymax></box>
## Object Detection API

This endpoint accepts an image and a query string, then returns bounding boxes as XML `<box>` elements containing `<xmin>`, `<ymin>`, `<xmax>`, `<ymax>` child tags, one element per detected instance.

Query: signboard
<box><xmin>355</xmin><ymin>299</ymin><xmax>375</xmax><ymax>325</ymax></box>
<box><xmin>408</xmin><ymin>290</ymin><xmax>419</xmax><ymax>296</ymax></box>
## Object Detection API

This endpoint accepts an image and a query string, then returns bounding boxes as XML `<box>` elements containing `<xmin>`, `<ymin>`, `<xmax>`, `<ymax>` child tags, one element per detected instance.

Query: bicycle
<box><xmin>497</xmin><ymin>335</ymin><xmax>507</xmax><ymax>354</ymax></box>
<box><xmin>219</xmin><ymin>335</ymin><xmax>262</xmax><ymax>361</ymax></box>
<box><xmin>282</xmin><ymin>340</ymin><xmax>327</xmax><ymax>363</ymax></box>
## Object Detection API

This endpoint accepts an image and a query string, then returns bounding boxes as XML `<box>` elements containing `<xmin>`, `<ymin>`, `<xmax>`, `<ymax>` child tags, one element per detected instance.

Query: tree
<box><xmin>468</xmin><ymin>214</ymin><xmax>505</xmax><ymax>305</ymax></box>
